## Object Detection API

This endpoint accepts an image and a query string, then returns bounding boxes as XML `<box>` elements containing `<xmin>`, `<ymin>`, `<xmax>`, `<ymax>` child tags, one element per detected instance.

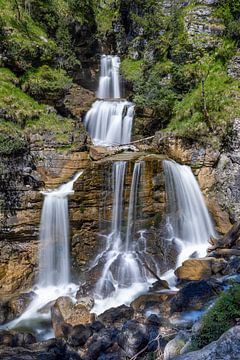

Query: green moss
<box><xmin>0</xmin><ymin>0</ymin><xmax>56</xmax><ymax>71</ymax></box>
<box><xmin>21</xmin><ymin>65</ymin><xmax>72</xmax><ymax>100</ymax></box>
<box><xmin>192</xmin><ymin>285</ymin><xmax>240</xmax><ymax>349</ymax></box>
<box><xmin>120</xmin><ymin>58</ymin><xmax>144</xmax><ymax>82</ymax></box>
<box><xmin>0</xmin><ymin>72</ymin><xmax>45</xmax><ymax>126</ymax></box>
<box><xmin>0</xmin><ymin>120</ymin><xmax>27</xmax><ymax>155</ymax></box>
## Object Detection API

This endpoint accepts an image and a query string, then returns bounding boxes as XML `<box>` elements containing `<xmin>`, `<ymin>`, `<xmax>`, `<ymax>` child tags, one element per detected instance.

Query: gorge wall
<box><xmin>1</xmin><ymin>0</ymin><xmax>240</xmax><ymax>299</ymax></box>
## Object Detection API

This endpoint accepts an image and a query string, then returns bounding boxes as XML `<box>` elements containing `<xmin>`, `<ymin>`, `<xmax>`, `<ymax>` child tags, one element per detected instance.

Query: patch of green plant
<box><xmin>191</xmin><ymin>285</ymin><xmax>240</xmax><ymax>349</ymax></box>
<box><xmin>216</xmin><ymin>0</ymin><xmax>240</xmax><ymax>42</ymax></box>
<box><xmin>0</xmin><ymin>120</ymin><xmax>27</xmax><ymax>155</ymax></box>
<box><xmin>94</xmin><ymin>0</ymin><xmax>119</xmax><ymax>34</ymax></box>
<box><xmin>167</xmin><ymin>61</ymin><xmax>240</xmax><ymax>142</ymax></box>
<box><xmin>0</xmin><ymin>73</ymin><xmax>45</xmax><ymax>126</ymax></box>
<box><xmin>21</xmin><ymin>65</ymin><xmax>72</xmax><ymax>101</ymax></box>
<box><xmin>120</xmin><ymin>58</ymin><xmax>144</xmax><ymax>82</ymax></box>
<box><xmin>0</xmin><ymin>0</ymin><xmax>56</xmax><ymax>71</ymax></box>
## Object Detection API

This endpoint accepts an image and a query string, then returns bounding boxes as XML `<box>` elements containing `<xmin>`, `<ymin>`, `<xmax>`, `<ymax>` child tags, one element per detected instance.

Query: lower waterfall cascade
<box><xmin>163</xmin><ymin>160</ymin><xmax>217</xmax><ymax>266</ymax></box>
<box><xmin>2</xmin><ymin>173</ymin><xmax>82</xmax><ymax>340</ymax></box>
<box><xmin>92</xmin><ymin>161</ymin><xmax>153</xmax><ymax>314</ymax></box>
<box><xmin>2</xmin><ymin>157</ymin><xmax>218</xmax><ymax>340</ymax></box>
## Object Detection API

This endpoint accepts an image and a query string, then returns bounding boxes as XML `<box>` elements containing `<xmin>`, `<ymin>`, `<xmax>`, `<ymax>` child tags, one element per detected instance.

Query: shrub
<box><xmin>192</xmin><ymin>285</ymin><xmax>240</xmax><ymax>349</ymax></box>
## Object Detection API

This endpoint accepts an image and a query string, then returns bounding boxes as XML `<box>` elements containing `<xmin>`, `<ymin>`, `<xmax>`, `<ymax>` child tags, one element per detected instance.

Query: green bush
<box><xmin>192</xmin><ymin>285</ymin><xmax>240</xmax><ymax>349</ymax></box>
<box><xmin>22</xmin><ymin>65</ymin><xmax>72</xmax><ymax>101</ymax></box>
<box><xmin>0</xmin><ymin>121</ymin><xmax>27</xmax><ymax>156</ymax></box>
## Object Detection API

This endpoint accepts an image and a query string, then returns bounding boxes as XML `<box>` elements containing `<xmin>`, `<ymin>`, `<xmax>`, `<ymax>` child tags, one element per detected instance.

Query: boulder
<box><xmin>131</xmin><ymin>292</ymin><xmax>176</xmax><ymax>318</ymax></box>
<box><xmin>67</xmin><ymin>324</ymin><xmax>93</xmax><ymax>347</ymax></box>
<box><xmin>51</xmin><ymin>296</ymin><xmax>95</xmax><ymax>337</ymax></box>
<box><xmin>170</xmin><ymin>280</ymin><xmax>220</xmax><ymax>313</ymax></box>
<box><xmin>174</xmin><ymin>326</ymin><xmax>240</xmax><ymax>360</ymax></box>
<box><xmin>84</xmin><ymin>328</ymin><xmax>114</xmax><ymax>360</ymax></box>
<box><xmin>0</xmin><ymin>291</ymin><xmax>35</xmax><ymax>325</ymax></box>
<box><xmin>117</xmin><ymin>320</ymin><xmax>149</xmax><ymax>358</ymax></box>
<box><xmin>164</xmin><ymin>331</ymin><xmax>190</xmax><ymax>360</ymax></box>
<box><xmin>98</xmin><ymin>305</ymin><xmax>134</xmax><ymax>328</ymax></box>
<box><xmin>0</xmin><ymin>330</ymin><xmax>36</xmax><ymax>347</ymax></box>
<box><xmin>0</xmin><ymin>338</ymin><xmax>81</xmax><ymax>360</ymax></box>
<box><xmin>175</xmin><ymin>258</ymin><xmax>227</xmax><ymax>281</ymax></box>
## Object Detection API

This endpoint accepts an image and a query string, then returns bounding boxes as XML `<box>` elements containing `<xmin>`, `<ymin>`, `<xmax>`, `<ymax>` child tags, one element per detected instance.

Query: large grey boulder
<box><xmin>174</xmin><ymin>326</ymin><xmax>240</xmax><ymax>360</ymax></box>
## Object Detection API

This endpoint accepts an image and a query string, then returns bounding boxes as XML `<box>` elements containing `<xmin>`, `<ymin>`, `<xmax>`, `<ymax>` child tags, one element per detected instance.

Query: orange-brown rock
<box><xmin>51</xmin><ymin>296</ymin><xmax>95</xmax><ymax>337</ymax></box>
<box><xmin>175</xmin><ymin>257</ymin><xmax>227</xmax><ymax>281</ymax></box>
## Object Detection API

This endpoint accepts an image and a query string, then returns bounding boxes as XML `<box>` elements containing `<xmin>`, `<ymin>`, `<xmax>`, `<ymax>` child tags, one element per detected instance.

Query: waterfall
<box><xmin>93</xmin><ymin>161</ymin><xmax>151</xmax><ymax>314</ymax></box>
<box><xmin>84</xmin><ymin>55</ymin><xmax>134</xmax><ymax>146</ymax></box>
<box><xmin>97</xmin><ymin>55</ymin><xmax>121</xmax><ymax>99</ymax></box>
<box><xmin>4</xmin><ymin>172</ymin><xmax>82</xmax><ymax>339</ymax></box>
<box><xmin>38</xmin><ymin>172</ymin><xmax>82</xmax><ymax>286</ymax></box>
<box><xmin>163</xmin><ymin>160</ymin><xmax>216</xmax><ymax>263</ymax></box>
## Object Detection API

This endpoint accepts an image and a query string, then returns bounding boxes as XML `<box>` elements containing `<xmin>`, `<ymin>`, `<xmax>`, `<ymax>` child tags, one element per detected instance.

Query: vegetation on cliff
<box><xmin>192</xmin><ymin>285</ymin><xmax>240</xmax><ymax>349</ymax></box>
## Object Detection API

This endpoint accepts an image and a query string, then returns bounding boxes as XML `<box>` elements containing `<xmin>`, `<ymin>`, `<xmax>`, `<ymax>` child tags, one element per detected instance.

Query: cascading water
<box><xmin>84</xmin><ymin>55</ymin><xmax>134</xmax><ymax>146</ymax></box>
<box><xmin>3</xmin><ymin>173</ymin><xmax>82</xmax><ymax>339</ymax></box>
<box><xmin>38</xmin><ymin>172</ymin><xmax>81</xmax><ymax>287</ymax></box>
<box><xmin>97</xmin><ymin>55</ymin><xmax>121</xmax><ymax>99</ymax></box>
<box><xmin>163</xmin><ymin>160</ymin><xmax>217</xmax><ymax>266</ymax></box>
<box><xmin>93</xmin><ymin>161</ymin><xmax>153</xmax><ymax>314</ymax></box>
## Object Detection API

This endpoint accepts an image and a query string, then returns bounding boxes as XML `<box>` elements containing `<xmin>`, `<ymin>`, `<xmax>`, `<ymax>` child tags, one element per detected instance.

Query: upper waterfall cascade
<box><xmin>84</xmin><ymin>55</ymin><xmax>134</xmax><ymax>146</ymax></box>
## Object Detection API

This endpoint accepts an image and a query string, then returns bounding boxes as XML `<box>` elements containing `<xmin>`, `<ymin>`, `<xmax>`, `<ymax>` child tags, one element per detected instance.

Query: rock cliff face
<box><xmin>0</xmin><ymin>118</ymin><xmax>90</xmax><ymax>296</ymax></box>
<box><xmin>70</xmin><ymin>152</ymin><xmax>171</xmax><ymax>279</ymax></box>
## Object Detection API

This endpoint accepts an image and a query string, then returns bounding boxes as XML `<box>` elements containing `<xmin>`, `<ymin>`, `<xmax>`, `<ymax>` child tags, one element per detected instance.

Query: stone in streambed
<box><xmin>0</xmin><ymin>291</ymin><xmax>36</xmax><ymax>325</ymax></box>
<box><xmin>164</xmin><ymin>331</ymin><xmax>190</xmax><ymax>360</ymax></box>
<box><xmin>174</xmin><ymin>325</ymin><xmax>240</xmax><ymax>360</ymax></box>
<box><xmin>117</xmin><ymin>320</ymin><xmax>149</xmax><ymax>358</ymax></box>
<box><xmin>130</xmin><ymin>292</ymin><xmax>176</xmax><ymax>318</ymax></box>
<box><xmin>98</xmin><ymin>305</ymin><xmax>134</xmax><ymax>328</ymax></box>
<box><xmin>51</xmin><ymin>296</ymin><xmax>95</xmax><ymax>338</ymax></box>
<box><xmin>170</xmin><ymin>280</ymin><xmax>221</xmax><ymax>314</ymax></box>
<box><xmin>0</xmin><ymin>330</ymin><xmax>36</xmax><ymax>347</ymax></box>
<box><xmin>175</xmin><ymin>257</ymin><xmax>227</xmax><ymax>281</ymax></box>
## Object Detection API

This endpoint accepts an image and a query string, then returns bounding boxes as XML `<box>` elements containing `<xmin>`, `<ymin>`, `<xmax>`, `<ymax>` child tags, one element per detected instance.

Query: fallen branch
<box><xmin>208</xmin><ymin>248</ymin><xmax>240</xmax><ymax>257</ymax></box>
<box><xmin>130</xmin><ymin>332</ymin><xmax>163</xmax><ymax>360</ymax></box>
<box><xmin>138</xmin><ymin>255</ymin><xmax>169</xmax><ymax>290</ymax></box>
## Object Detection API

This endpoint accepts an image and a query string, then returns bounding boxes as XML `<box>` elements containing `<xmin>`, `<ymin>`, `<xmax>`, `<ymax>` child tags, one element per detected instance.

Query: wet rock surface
<box><xmin>175</xmin><ymin>257</ymin><xmax>227</xmax><ymax>281</ymax></box>
<box><xmin>174</xmin><ymin>325</ymin><xmax>240</xmax><ymax>360</ymax></box>
<box><xmin>170</xmin><ymin>280</ymin><xmax>220</xmax><ymax>313</ymax></box>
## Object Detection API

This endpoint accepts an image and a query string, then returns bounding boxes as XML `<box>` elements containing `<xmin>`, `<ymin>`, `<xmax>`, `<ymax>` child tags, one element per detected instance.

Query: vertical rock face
<box><xmin>70</xmin><ymin>152</ymin><xmax>169</xmax><ymax>279</ymax></box>
<box><xmin>0</xmin><ymin>122</ymin><xmax>90</xmax><ymax>296</ymax></box>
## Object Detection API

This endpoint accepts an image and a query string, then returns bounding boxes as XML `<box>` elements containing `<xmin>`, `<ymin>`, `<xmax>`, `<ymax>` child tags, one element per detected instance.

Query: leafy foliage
<box><xmin>192</xmin><ymin>285</ymin><xmax>240</xmax><ymax>349</ymax></box>
<box><xmin>21</xmin><ymin>65</ymin><xmax>72</xmax><ymax>101</ymax></box>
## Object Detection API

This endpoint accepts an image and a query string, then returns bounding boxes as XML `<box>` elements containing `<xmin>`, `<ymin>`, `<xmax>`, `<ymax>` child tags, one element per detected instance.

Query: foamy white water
<box><xmin>92</xmin><ymin>162</ymin><xmax>154</xmax><ymax>314</ymax></box>
<box><xmin>39</xmin><ymin>172</ymin><xmax>82</xmax><ymax>287</ymax></box>
<box><xmin>84</xmin><ymin>55</ymin><xmax>134</xmax><ymax>146</ymax></box>
<box><xmin>163</xmin><ymin>160</ymin><xmax>217</xmax><ymax>274</ymax></box>
<box><xmin>97</xmin><ymin>55</ymin><xmax>121</xmax><ymax>99</ymax></box>
<box><xmin>3</xmin><ymin>173</ymin><xmax>82</xmax><ymax>339</ymax></box>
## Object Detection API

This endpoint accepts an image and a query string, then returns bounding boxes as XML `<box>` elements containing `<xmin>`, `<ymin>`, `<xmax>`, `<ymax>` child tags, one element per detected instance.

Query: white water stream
<box><xmin>161</xmin><ymin>160</ymin><xmax>217</xmax><ymax>286</ymax></box>
<box><xmin>93</xmin><ymin>161</ymin><xmax>153</xmax><ymax>314</ymax></box>
<box><xmin>4</xmin><ymin>172</ymin><xmax>82</xmax><ymax>339</ymax></box>
<box><xmin>84</xmin><ymin>55</ymin><xmax>134</xmax><ymax>146</ymax></box>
